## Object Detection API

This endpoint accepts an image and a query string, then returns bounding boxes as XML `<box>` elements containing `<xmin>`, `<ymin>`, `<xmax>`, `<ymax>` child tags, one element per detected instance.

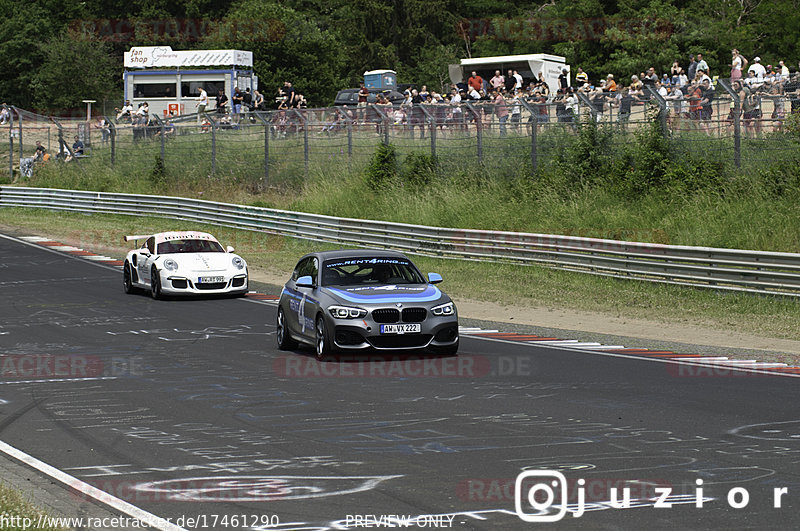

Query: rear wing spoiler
<box><xmin>123</xmin><ymin>234</ymin><xmax>152</xmax><ymax>242</ymax></box>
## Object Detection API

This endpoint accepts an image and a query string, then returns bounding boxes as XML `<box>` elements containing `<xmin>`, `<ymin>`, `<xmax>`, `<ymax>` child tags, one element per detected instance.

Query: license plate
<box><xmin>380</xmin><ymin>324</ymin><xmax>421</xmax><ymax>335</ymax></box>
<box><xmin>198</xmin><ymin>276</ymin><xmax>224</xmax><ymax>283</ymax></box>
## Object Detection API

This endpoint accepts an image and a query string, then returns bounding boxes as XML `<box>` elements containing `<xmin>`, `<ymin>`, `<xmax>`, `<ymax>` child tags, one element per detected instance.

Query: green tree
<box><xmin>30</xmin><ymin>34</ymin><xmax>118</xmax><ymax>112</ymax></box>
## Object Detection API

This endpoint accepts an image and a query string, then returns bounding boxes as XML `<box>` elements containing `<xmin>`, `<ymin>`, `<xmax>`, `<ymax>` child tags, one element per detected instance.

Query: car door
<box><xmin>294</xmin><ymin>257</ymin><xmax>319</xmax><ymax>341</ymax></box>
<box><xmin>136</xmin><ymin>237</ymin><xmax>157</xmax><ymax>285</ymax></box>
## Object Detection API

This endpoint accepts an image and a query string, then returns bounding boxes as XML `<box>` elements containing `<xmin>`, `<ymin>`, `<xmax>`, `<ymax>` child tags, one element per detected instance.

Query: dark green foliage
<box><xmin>401</xmin><ymin>152</ymin><xmax>437</xmax><ymax>188</ymax></box>
<box><xmin>364</xmin><ymin>143</ymin><xmax>398</xmax><ymax>190</ymax></box>
<box><xmin>150</xmin><ymin>155</ymin><xmax>166</xmax><ymax>186</ymax></box>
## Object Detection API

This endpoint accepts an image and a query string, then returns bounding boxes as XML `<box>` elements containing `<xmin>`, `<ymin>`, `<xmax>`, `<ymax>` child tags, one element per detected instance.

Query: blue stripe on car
<box><xmin>327</xmin><ymin>285</ymin><xmax>442</xmax><ymax>303</ymax></box>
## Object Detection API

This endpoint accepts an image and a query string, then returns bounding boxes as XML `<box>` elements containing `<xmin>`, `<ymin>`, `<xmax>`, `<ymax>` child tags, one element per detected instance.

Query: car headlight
<box><xmin>328</xmin><ymin>305</ymin><xmax>367</xmax><ymax>319</ymax></box>
<box><xmin>232</xmin><ymin>256</ymin><xmax>245</xmax><ymax>270</ymax></box>
<box><xmin>431</xmin><ymin>302</ymin><xmax>455</xmax><ymax>316</ymax></box>
<box><xmin>163</xmin><ymin>258</ymin><xmax>178</xmax><ymax>271</ymax></box>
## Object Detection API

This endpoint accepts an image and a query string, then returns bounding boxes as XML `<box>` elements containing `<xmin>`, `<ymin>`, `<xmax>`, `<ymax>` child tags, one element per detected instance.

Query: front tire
<box><xmin>151</xmin><ymin>267</ymin><xmax>162</xmax><ymax>300</ymax></box>
<box><xmin>315</xmin><ymin>315</ymin><xmax>332</xmax><ymax>361</ymax></box>
<box><xmin>276</xmin><ymin>307</ymin><xmax>297</xmax><ymax>350</ymax></box>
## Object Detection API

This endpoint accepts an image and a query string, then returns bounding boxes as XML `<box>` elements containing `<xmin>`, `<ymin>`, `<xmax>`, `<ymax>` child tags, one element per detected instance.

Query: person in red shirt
<box><xmin>468</xmin><ymin>71</ymin><xmax>483</xmax><ymax>92</ymax></box>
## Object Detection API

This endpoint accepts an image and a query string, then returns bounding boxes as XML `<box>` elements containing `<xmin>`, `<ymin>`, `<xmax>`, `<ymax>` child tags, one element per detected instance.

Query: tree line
<box><xmin>0</xmin><ymin>0</ymin><xmax>796</xmax><ymax>112</ymax></box>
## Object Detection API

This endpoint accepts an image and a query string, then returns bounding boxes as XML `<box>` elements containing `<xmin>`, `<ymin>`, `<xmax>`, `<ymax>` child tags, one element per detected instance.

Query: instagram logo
<box><xmin>515</xmin><ymin>470</ymin><xmax>569</xmax><ymax>522</ymax></box>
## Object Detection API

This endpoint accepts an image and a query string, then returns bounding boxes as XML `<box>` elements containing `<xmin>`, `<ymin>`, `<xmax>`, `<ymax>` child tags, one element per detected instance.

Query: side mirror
<box><xmin>428</xmin><ymin>272</ymin><xmax>443</xmax><ymax>284</ymax></box>
<box><xmin>296</xmin><ymin>275</ymin><xmax>315</xmax><ymax>288</ymax></box>
<box><xmin>226</xmin><ymin>245</ymin><xmax>235</xmax><ymax>253</ymax></box>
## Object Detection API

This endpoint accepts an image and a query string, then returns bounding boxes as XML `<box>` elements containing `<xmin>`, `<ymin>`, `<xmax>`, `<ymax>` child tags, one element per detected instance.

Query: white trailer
<box><xmin>123</xmin><ymin>46</ymin><xmax>255</xmax><ymax>118</ymax></box>
<box><xmin>450</xmin><ymin>53</ymin><xmax>569</xmax><ymax>93</ymax></box>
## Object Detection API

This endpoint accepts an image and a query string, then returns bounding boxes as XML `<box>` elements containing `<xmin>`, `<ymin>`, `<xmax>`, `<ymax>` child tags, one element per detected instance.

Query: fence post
<box><xmin>717</xmin><ymin>79</ymin><xmax>741</xmax><ymax>169</ymax></box>
<box><xmin>292</xmin><ymin>109</ymin><xmax>308</xmax><ymax>179</ymax></box>
<box><xmin>210</xmin><ymin>120</ymin><xmax>216</xmax><ymax>175</ymax></box>
<box><xmin>418</xmin><ymin>104</ymin><xmax>436</xmax><ymax>158</ymax></box>
<box><xmin>104</xmin><ymin>116</ymin><xmax>116</xmax><ymax>168</ymax></box>
<box><xmin>465</xmin><ymin>103</ymin><xmax>482</xmax><ymax>164</ymax></box>
<box><xmin>7</xmin><ymin>107</ymin><xmax>13</xmax><ymax>180</ymax></box>
<box><xmin>252</xmin><ymin>111</ymin><xmax>269</xmax><ymax>188</ymax></box>
<box><xmin>15</xmin><ymin>108</ymin><xmax>23</xmax><ymax>168</ymax></box>
<box><xmin>518</xmin><ymin>99</ymin><xmax>538</xmax><ymax>174</ymax></box>
<box><xmin>645</xmin><ymin>85</ymin><xmax>668</xmax><ymax>136</ymax></box>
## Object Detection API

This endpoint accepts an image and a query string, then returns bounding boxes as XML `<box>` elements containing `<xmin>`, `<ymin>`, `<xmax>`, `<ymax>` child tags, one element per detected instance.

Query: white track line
<box><xmin>0</xmin><ymin>440</ymin><xmax>187</xmax><ymax>531</ymax></box>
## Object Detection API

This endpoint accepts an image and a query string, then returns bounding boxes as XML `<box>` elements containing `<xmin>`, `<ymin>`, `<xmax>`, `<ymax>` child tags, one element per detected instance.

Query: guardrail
<box><xmin>2</xmin><ymin>185</ymin><xmax>800</xmax><ymax>297</ymax></box>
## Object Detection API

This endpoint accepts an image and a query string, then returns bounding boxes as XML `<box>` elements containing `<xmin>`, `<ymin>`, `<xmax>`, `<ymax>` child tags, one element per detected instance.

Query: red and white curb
<box><xmin>460</xmin><ymin>329</ymin><xmax>799</xmax><ymax>376</ymax></box>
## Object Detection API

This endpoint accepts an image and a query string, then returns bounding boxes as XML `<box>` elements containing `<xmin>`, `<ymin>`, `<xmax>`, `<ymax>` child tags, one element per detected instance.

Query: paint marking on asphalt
<box><xmin>0</xmin><ymin>440</ymin><xmax>187</xmax><ymax>531</ymax></box>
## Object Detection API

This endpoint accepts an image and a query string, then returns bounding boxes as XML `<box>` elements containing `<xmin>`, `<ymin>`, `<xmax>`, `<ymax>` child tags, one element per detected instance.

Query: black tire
<box><xmin>315</xmin><ymin>315</ymin><xmax>332</xmax><ymax>361</ymax></box>
<box><xmin>150</xmin><ymin>267</ymin><xmax>162</xmax><ymax>300</ymax></box>
<box><xmin>276</xmin><ymin>306</ymin><xmax>297</xmax><ymax>350</ymax></box>
<box><xmin>123</xmin><ymin>261</ymin><xmax>135</xmax><ymax>294</ymax></box>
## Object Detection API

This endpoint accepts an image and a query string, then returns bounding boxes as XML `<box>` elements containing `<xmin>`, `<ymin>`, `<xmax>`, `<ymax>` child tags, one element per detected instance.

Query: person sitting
<box><xmin>72</xmin><ymin>136</ymin><xmax>85</xmax><ymax>157</ymax></box>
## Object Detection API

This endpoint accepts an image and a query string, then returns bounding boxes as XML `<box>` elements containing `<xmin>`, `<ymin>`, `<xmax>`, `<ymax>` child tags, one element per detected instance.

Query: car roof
<box><xmin>153</xmin><ymin>231</ymin><xmax>219</xmax><ymax>245</ymax></box>
<box><xmin>305</xmin><ymin>249</ymin><xmax>411</xmax><ymax>261</ymax></box>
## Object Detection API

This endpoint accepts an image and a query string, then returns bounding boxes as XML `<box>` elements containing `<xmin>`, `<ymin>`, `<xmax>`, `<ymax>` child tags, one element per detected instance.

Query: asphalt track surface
<box><xmin>2</xmin><ymin>233</ymin><xmax>800</xmax><ymax>530</ymax></box>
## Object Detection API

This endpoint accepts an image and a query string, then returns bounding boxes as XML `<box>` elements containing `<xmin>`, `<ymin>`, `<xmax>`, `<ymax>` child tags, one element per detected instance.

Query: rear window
<box><xmin>157</xmin><ymin>239</ymin><xmax>224</xmax><ymax>254</ymax></box>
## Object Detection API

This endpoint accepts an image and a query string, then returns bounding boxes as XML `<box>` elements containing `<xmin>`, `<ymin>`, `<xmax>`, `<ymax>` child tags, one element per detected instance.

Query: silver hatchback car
<box><xmin>277</xmin><ymin>250</ymin><xmax>459</xmax><ymax>360</ymax></box>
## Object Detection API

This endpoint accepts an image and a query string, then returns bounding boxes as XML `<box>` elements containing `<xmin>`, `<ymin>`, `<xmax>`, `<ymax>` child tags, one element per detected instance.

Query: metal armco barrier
<box><xmin>3</xmin><ymin>186</ymin><xmax>800</xmax><ymax>297</ymax></box>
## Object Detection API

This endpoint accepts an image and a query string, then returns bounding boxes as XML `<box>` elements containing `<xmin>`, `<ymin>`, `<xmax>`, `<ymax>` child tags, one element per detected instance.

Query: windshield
<box><xmin>322</xmin><ymin>257</ymin><xmax>425</xmax><ymax>286</ymax></box>
<box><xmin>157</xmin><ymin>239</ymin><xmax>224</xmax><ymax>254</ymax></box>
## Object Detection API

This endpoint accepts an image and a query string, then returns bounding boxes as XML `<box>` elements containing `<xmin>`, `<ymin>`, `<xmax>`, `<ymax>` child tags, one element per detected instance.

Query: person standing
<box><xmin>196</xmin><ymin>86</ymin><xmax>208</xmax><ymax>124</ymax></box>
<box><xmin>215</xmin><ymin>89</ymin><xmax>228</xmax><ymax>114</ymax></box>
<box><xmin>731</xmin><ymin>49</ymin><xmax>747</xmax><ymax>81</ymax></box>
<box><xmin>687</xmin><ymin>55</ymin><xmax>698</xmax><ymax>84</ymax></box>
<box><xmin>494</xmin><ymin>88</ymin><xmax>509</xmax><ymax>137</ymax></box>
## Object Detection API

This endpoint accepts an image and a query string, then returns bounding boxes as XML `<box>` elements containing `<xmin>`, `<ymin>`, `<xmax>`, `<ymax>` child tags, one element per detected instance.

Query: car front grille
<box><xmin>195</xmin><ymin>282</ymin><xmax>228</xmax><ymax>290</ymax></box>
<box><xmin>402</xmin><ymin>308</ymin><xmax>427</xmax><ymax>322</ymax></box>
<box><xmin>231</xmin><ymin>277</ymin><xmax>246</xmax><ymax>287</ymax></box>
<box><xmin>372</xmin><ymin>308</ymin><xmax>400</xmax><ymax>323</ymax></box>
<box><xmin>170</xmin><ymin>279</ymin><xmax>188</xmax><ymax>289</ymax></box>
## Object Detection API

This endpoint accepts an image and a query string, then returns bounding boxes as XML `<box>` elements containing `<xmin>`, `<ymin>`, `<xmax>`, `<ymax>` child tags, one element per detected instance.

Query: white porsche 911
<box><xmin>122</xmin><ymin>231</ymin><xmax>248</xmax><ymax>299</ymax></box>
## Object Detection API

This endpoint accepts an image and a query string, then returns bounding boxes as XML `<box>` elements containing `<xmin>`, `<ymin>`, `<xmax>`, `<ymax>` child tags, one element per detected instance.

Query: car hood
<box><xmin>169</xmin><ymin>253</ymin><xmax>237</xmax><ymax>272</ymax></box>
<box><xmin>322</xmin><ymin>284</ymin><xmax>445</xmax><ymax>304</ymax></box>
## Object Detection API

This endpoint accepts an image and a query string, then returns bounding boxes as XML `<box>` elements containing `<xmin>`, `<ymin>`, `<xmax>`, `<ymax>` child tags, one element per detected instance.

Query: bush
<box><xmin>149</xmin><ymin>155</ymin><xmax>166</xmax><ymax>187</ymax></box>
<box><xmin>364</xmin><ymin>142</ymin><xmax>397</xmax><ymax>190</ymax></box>
<box><xmin>401</xmin><ymin>152</ymin><xmax>437</xmax><ymax>188</ymax></box>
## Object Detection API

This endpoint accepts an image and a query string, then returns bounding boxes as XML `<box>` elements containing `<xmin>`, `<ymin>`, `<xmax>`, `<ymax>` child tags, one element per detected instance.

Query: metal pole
<box><xmin>466</xmin><ymin>103</ymin><xmax>482</xmax><ymax>164</ymax></box>
<box><xmin>15</xmin><ymin>108</ymin><xmax>23</xmax><ymax>167</ymax></box>
<box><xmin>105</xmin><ymin>116</ymin><xmax>116</xmax><ymax>168</ymax></box>
<box><xmin>645</xmin><ymin>85</ymin><xmax>668</xmax><ymax>136</ymax></box>
<box><xmin>418</xmin><ymin>105</ymin><xmax>437</xmax><ymax>158</ymax></box>
<box><xmin>717</xmin><ymin>79</ymin><xmax>741</xmax><ymax>169</ymax></box>
<box><xmin>519</xmin><ymin>99</ymin><xmax>538</xmax><ymax>174</ymax></box>
<box><xmin>252</xmin><ymin>111</ymin><xmax>270</xmax><ymax>187</ymax></box>
<box><xmin>211</xmin><ymin>122</ymin><xmax>216</xmax><ymax>175</ymax></box>
<box><xmin>292</xmin><ymin>109</ymin><xmax>308</xmax><ymax>179</ymax></box>
<box><xmin>8</xmin><ymin>109</ymin><xmax>13</xmax><ymax>180</ymax></box>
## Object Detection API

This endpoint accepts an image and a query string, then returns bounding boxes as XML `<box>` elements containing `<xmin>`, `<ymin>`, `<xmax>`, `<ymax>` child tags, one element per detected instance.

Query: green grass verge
<box><xmin>2</xmin><ymin>207</ymin><xmax>800</xmax><ymax>342</ymax></box>
<box><xmin>0</xmin><ymin>483</ymin><xmax>70</xmax><ymax>531</ymax></box>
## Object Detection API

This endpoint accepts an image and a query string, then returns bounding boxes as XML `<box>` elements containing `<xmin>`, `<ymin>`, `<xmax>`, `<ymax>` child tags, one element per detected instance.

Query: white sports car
<box><xmin>122</xmin><ymin>231</ymin><xmax>248</xmax><ymax>299</ymax></box>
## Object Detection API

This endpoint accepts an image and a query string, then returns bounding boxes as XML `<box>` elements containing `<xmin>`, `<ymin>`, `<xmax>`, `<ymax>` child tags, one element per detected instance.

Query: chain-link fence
<box><xmin>3</xmin><ymin>86</ymin><xmax>798</xmax><ymax>186</ymax></box>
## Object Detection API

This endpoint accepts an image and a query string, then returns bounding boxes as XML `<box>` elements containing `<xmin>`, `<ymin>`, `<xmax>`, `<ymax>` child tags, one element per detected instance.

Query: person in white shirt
<box><xmin>748</xmin><ymin>57</ymin><xmax>766</xmax><ymax>80</ymax></box>
<box><xmin>779</xmin><ymin>60</ymin><xmax>790</xmax><ymax>77</ymax></box>
<box><xmin>513</xmin><ymin>70</ymin><xmax>523</xmax><ymax>90</ymax></box>
<box><xmin>196</xmin><ymin>87</ymin><xmax>208</xmax><ymax>123</ymax></box>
